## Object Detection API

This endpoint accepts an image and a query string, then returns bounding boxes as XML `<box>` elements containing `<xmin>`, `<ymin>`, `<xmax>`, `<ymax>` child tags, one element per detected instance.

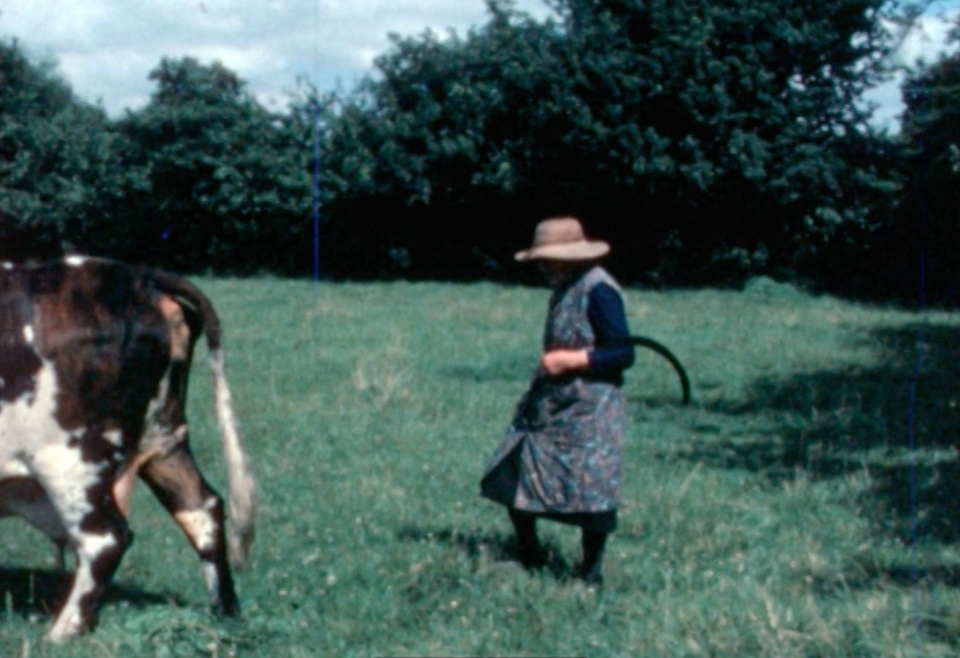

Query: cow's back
<box><xmin>0</xmin><ymin>258</ymin><xmax>171</xmax><ymax>462</ymax></box>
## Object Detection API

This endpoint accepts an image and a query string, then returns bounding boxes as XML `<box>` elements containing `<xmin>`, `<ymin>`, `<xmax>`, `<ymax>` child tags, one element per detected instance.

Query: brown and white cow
<box><xmin>0</xmin><ymin>256</ymin><xmax>255</xmax><ymax>642</ymax></box>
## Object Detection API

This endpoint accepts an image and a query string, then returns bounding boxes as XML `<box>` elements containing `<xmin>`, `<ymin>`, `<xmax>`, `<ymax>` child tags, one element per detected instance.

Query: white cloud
<box><xmin>863</xmin><ymin>6</ymin><xmax>959</xmax><ymax>131</ymax></box>
<box><xmin>0</xmin><ymin>0</ymin><xmax>554</xmax><ymax>115</ymax></box>
<box><xmin>892</xmin><ymin>7</ymin><xmax>958</xmax><ymax>68</ymax></box>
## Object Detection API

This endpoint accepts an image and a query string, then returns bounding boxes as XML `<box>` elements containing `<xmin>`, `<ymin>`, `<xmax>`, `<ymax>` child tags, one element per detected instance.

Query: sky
<box><xmin>0</xmin><ymin>0</ymin><xmax>553</xmax><ymax>116</ymax></box>
<box><xmin>863</xmin><ymin>2</ymin><xmax>959</xmax><ymax>129</ymax></box>
<box><xmin>1</xmin><ymin>0</ymin><xmax>957</xmax><ymax>130</ymax></box>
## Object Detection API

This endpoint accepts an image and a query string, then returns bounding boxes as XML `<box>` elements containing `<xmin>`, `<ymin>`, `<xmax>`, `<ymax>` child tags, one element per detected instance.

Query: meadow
<box><xmin>2</xmin><ymin>275</ymin><xmax>960</xmax><ymax>657</ymax></box>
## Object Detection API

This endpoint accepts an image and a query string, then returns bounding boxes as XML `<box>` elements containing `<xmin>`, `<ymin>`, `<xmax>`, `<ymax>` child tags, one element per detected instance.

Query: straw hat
<box><xmin>514</xmin><ymin>217</ymin><xmax>610</xmax><ymax>262</ymax></box>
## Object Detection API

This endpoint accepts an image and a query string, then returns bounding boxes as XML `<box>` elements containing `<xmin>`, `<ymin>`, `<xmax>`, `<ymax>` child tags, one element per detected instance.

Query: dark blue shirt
<box><xmin>586</xmin><ymin>283</ymin><xmax>635</xmax><ymax>383</ymax></box>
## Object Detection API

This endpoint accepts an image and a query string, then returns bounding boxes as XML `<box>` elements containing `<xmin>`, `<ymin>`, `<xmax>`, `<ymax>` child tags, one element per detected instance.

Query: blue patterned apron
<box><xmin>481</xmin><ymin>266</ymin><xmax>626</xmax><ymax>515</ymax></box>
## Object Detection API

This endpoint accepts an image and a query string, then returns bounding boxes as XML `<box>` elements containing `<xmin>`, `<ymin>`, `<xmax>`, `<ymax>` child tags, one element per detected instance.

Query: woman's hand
<box><xmin>541</xmin><ymin>349</ymin><xmax>590</xmax><ymax>376</ymax></box>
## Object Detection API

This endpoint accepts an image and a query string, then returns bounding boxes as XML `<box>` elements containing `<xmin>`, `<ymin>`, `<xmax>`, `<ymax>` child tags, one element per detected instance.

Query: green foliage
<box><xmin>111</xmin><ymin>57</ymin><xmax>311</xmax><ymax>273</ymax></box>
<box><xmin>0</xmin><ymin>36</ymin><xmax>119</xmax><ymax>257</ymax></box>
<box><xmin>891</xmin><ymin>36</ymin><xmax>960</xmax><ymax>304</ymax></box>
<box><xmin>309</xmin><ymin>0</ymin><xmax>909</xmax><ymax>282</ymax></box>
<box><xmin>0</xmin><ymin>45</ymin><xmax>313</xmax><ymax>273</ymax></box>
<box><xmin>0</xmin><ymin>3</ymin><xmax>942</xmax><ymax>292</ymax></box>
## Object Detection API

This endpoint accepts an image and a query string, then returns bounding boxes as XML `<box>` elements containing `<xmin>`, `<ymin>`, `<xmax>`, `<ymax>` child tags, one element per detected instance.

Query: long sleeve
<box><xmin>586</xmin><ymin>283</ymin><xmax>635</xmax><ymax>381</ymax></box>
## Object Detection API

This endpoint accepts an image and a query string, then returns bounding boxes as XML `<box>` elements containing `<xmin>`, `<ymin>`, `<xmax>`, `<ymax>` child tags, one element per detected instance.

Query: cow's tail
<box><xmin>150</xmin><ymin>270</ymin><xmax>257</xmax><ymax>569</ymax></box>
<box><xmin>208</xmin><ymin>346</ymin><xmax>257</xmax><ymax>569</ymax></box>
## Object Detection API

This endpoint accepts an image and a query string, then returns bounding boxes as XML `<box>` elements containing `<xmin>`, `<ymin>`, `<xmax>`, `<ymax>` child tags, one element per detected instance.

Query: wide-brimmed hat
<box><xmin>514</xmin><ymin>217</ymin><xmax>610</xmax><ymax>262</ymax></box>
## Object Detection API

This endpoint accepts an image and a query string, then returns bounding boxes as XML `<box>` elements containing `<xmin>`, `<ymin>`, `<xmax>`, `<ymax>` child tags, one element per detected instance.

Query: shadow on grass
<box><xmin>667</xmin><ymin>322</ymin><xmax>960</xmax><ymax>631</ymax></box>
<box><xmin>678</xmin><ymin>323</ymin><xmax>960</xmax><ymax>547</ymax></box>
<box><xmin>0</xmin><ymin>567</ymin><xmax>184</xmax><ymax>619</ymax></box>
<box><xmin>809</xmin><ymin>558</ymin><xmax>960</xmax><ymax>647</ymax></box>
<box><xmin>395</xmin><ymin>525</ymin><xmax>577</xmax><ymax>583</ymax></box>
<box><xmin>868</xmin><ymin>459</ymin><xmax>960</xmax><ymax>544</ymax></box>
<box><xmin>813</xmin><ymin>558</ymin><xmax>960</xmax><ymax>594</ymax></box>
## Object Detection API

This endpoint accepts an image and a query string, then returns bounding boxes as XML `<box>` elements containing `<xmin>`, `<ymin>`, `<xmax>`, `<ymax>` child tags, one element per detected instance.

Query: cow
<box><xmin>0</xmin><ymin>255</ymin><xmax>255</xmax><ymax>642</ymax></box>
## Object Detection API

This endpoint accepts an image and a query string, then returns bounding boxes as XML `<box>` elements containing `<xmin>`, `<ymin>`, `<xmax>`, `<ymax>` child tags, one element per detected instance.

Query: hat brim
<box><xmin>514</xmin><ymin>241</ymin><xmax>610</xmax><ymax>262</ymax></box>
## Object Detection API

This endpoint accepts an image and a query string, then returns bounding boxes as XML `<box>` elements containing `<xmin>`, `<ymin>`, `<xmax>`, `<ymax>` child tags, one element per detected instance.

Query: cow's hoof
<box><xmin>213</xmin><ymin>599</ymin><xmax>241</xmax><ymax>618</ymax></box>
<box><xmin>44</xmin><ymin>616</ymin><xmax>86</xmax><ymax>644</ymax></box>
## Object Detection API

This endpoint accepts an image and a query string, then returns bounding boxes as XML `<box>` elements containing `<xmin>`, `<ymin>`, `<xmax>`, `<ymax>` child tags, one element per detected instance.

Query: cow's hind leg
<box><xmin>139</xmin><ymin>441</ymin><xmax>240</xmax><ymax>616</ymax></box>
<box><xmin>34</xmin><ymin>453</ymin><xmax>132</xmax><ymax>643</ymax></box>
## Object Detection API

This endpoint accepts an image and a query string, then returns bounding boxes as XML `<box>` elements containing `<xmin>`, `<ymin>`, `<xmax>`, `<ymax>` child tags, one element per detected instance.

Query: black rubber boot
<box><xmin>580</xmin><ymin>530</ymin><xmax>608</xmax><ymax>587</ymax></box>
<box><xmin>509</xmin><ymin>509</ymin><xmax>545</xmax><ymax>569</ymax></box>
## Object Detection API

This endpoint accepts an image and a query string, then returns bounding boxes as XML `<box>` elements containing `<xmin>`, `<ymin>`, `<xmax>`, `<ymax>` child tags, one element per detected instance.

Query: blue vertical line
<box><xmin>906</xmin><ymin>100</ymin><xmax>929</xmax><ymax>636</ymax></box>
<box><xmin>313</xmin><ymin>101</ymin><xmax>321</xmax><ymax>282</ymax></box>
<box><xmin>312</xmin><ymin>0</ymin><xmax>322</xmax><ymax>283</ymax></box>
<box><xmin>907</xmin><ymin>297</ymin><xmax>923</xmax><ymax>631</ymax></box>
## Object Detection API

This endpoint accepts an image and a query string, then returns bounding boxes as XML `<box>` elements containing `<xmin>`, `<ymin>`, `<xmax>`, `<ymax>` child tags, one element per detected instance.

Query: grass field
<box><xmin>2</xmin><ymin>275</ymin><xmax>960</xmax><ymax>657</ymax></box>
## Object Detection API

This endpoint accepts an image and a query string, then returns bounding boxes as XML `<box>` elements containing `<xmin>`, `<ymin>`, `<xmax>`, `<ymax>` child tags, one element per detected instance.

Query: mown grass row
<box><xmin>2</xmin><ymin>276</ymin><xmax>959</xmax><ymax>657</ymax></box>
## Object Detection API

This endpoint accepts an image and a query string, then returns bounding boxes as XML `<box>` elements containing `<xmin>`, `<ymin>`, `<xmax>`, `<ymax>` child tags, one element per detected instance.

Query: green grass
<box><xmin>2</xmin><ymin>276</ymin><xmax>960</xmax><ymax>657</ymax></box>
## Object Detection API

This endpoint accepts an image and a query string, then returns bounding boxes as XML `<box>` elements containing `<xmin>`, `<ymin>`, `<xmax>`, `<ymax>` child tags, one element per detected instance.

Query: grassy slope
<box><xmin>2</xmin><ymin>276</ymin><xmax>959</xmax><ymax>657</ymax></box>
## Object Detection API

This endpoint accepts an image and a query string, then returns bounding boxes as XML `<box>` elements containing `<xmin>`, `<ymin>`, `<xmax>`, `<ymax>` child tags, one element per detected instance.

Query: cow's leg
<box><xmin>138</xmin><ymin>440</ymin><xmax>240</xmax><ymax>616</ymax></box>
<box><xmin>33</xmin><ymin>448</ymin><xmax>131</xmax><ymax>643</ymax></box>
<box><xmin>112</xmin><ymin>446</ymin><xmax>160</xmax><ymax>517</ymax></box>
<box><xmin>48</xmin><ymin>506</ymin><xmax>130</xmax><ymax>642</ymax></box>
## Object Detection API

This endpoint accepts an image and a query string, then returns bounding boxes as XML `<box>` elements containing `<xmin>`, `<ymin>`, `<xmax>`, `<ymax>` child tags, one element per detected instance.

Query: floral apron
<box><xmin>481</xmin><ymin>266</ymin><xmax>625</xmax><ymax>515</ymax></box>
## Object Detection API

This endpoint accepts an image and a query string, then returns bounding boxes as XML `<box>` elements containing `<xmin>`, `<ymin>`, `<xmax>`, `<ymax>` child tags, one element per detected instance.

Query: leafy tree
<box><xmin>311</xmin><ymin>7</ymin><xmax>566</xmax><ymax>277</ymax></box>
<box><xmin>114</xmin><ymin>57</ymin><xmax>311</xmax><ymax>273</ymax></box>
<box><xmin>891</xmin><ymin>18</ymin><xmax>960</xmax><ymax>304</ymax></box>
<box><xmin>316</xmin><ymin>0</ymin><xmax>921</xmax><ymax>283</ymax></box>
<box><xmin>0</xmin><ymin>35</ymin><xmax>118</xmax><ymax>259</ymax></box>
<box><xmin>550</xmin><ymin>0</ymin><xmax>900</xmax><ymax>275</ymax></box>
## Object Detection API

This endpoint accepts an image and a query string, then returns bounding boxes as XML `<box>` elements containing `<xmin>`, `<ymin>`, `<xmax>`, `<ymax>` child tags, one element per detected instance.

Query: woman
<box><xmin>481</xmin><ymin>217</ymin><xmax>634</xmax><ymax>587</ymax></box>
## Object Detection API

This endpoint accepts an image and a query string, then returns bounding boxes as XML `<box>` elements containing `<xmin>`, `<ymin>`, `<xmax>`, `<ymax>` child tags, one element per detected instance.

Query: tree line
<box><xmin>1</xmin><ymin>0</ymin><xmax>957</xmax><ymax>303</ymax></box>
